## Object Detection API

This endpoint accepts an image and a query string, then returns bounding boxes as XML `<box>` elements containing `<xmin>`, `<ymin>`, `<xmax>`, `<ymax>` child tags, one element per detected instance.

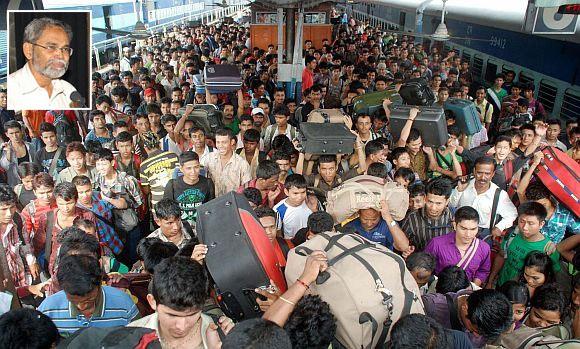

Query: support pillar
<box><xmin>285</xmin><ymin>8</ymin><xmax>295</xmax><ymax>64</ymax></box>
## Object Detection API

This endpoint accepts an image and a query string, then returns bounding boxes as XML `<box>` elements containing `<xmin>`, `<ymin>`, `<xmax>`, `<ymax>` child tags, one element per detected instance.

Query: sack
<box><xmin>536</xmin><ymin>146</ymin><xmax>580</xmax><ymax>217</ymax></box>
<box><xmin>486</xmin><ymin>324</ymin><xmax>579</xmax><ymax>349</ymax></box>
<box><xmin>196</xmin><ymin>192</ymin><xmax>287</xmax><ymax>321</ymax></box>
<box><xmin>390</xmin><ymin>105</ymin><xmax>449</xmax><ymax>147</ymax></box>
<box><xmin>352</xmin><ymin>89</ymin><xmax>402</xmax><ymax>116</ymax></box>
<box><xmin>285</xmin><ymin>232</ymin><xmax>424</xmax><ymax>348</ymax></box>
<box><xmin>51</xmin><ymin>111</ymin><xmax>81</xmax><ymax>147</ymax></box>
<box><xmin>326</xmin><ymin>175</ymin><xmax>409</xmax><ymax>223</ymax></box>
<box><xmin>444</xmin><ymin>98</ymin><xmax>483</xmax><ymax>136</ymax></box>
<box><xmin>307</xmin><ymin>109</ymin><xmax>347</xmax><ymax>124</ymax></box>
<box><xmin>398</xmin><ymin>78</ymin><xmax>435</xmax><ymax>106</ymax></box>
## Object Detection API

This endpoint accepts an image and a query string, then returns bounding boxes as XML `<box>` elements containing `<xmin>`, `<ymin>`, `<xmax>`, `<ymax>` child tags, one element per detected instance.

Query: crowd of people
<box><xmin>0</xmin><ymin>8</ymin><xmax>578</xmax><ymax>349</ymax></box>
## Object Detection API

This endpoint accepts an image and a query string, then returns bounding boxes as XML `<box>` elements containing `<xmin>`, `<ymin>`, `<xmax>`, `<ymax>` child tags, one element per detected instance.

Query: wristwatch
<box><xmin>388</xmin><ymin>220</ymin><xmax>397</xmax><ymax>227</ymax></box>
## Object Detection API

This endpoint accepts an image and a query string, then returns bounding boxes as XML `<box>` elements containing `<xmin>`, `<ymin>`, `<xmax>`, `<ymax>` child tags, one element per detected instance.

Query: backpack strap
<box><xmin>12</xmin><ymin>213</ymin><xmax>24</xmax><ymax>244</ymax></box>
<box><xmin>276</xmin><ymin>237</ymin><xmax>293</xmax><ymax>259</ymax></box>
<box><xmin>44</xmin><ymin>211</ymin><xmax>55</xmax><ymax>266</ymax></box>
<box><xmin>490</xmin><ymin>188</ymin><xmax>502</xmax><ymax>229</ymax></box>
<box><xmin>48</xmin><ymin>147</ymin><xmax>64</xmax><ymax>176</ymax></box>
<box><xmin>202</xmin><ymin>305</ymin><xmax>226</xmax><ymax>341</ymax></box>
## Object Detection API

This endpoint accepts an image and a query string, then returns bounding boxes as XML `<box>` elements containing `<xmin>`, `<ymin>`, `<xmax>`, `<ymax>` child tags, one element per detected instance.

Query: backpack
<box><xmin>326</xmin><ymin>175</ymin><xmax>409</xmax><ymax>223</ymax></box>
<box><xmin>49</xmin><ymin>111</ymin><xmax>81</xmax><ymax>146</ymax></box>
<box><xmin>486</xmin><ymin>324</ymin><xmax>580</xmax><ymax>349</ymax></box>
<box><xmin>285</xmin><ymin>232</ymin><xmax>425</xmax><ymax>348</ymax></box>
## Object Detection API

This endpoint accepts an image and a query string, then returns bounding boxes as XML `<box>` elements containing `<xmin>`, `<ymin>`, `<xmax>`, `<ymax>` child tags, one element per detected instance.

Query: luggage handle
<box><xmin>293</xmin><ymin>246</ymin><xmax>333</xmax><ymax>285</ymax></box>
<box><xmin>359</xmin><ymin>312</ymin><xmax>378</xmax><ymax>349</ymax></box>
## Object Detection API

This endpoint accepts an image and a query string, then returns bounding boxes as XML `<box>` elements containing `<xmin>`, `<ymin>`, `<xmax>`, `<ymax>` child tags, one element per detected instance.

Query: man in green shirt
<box><xmin>488</xmin><ymin>201</ymin><xmax>560</xmax><ymax>287</ymax></box>
<box><xmin>222</xmin><ymin>102</ymin><xmax>240</xmax><ymax>135</ymax></box>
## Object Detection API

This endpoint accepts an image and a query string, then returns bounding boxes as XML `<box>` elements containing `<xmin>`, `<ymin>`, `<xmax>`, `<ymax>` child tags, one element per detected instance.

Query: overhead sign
<box><xmin>533</xmin><ymin>6</ymin><xmax>579</xmax><ymax>34</ymax></box>
<box><xmin>558</xmin><ymin>4</ymin><xmax>580</xmax><ymax>13</ymax></box>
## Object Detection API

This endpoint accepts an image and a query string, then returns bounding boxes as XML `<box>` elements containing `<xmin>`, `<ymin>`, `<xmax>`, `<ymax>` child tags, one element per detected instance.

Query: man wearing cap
<box><xmin>139</xmin><ymin>131</ymin><xmax>179</xmax><ymax>210</ymax></box>
<box><xmin>120</xmin><ymin>46</ymin><xmax>132</xmax><ymax>73</ymax></box>
<box><xmin>8</xmin><ymin>17</ymin><xmax>81</xmax><ymax>110</ymax></box>
<box><xmin>251</xmin><ymin>107</ymin><xmax>269</xmax><ymax>132</ymax></box>
<box><xmin>136</xmin><ymin>88</ymin><xmax>157</xmax><ymax>115</ymax></box>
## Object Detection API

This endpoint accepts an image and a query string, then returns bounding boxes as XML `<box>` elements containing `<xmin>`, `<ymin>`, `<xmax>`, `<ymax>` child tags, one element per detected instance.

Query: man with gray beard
<box><xmin>8</xmin><ymin>17</ymin><xmax>79</xmax><ymax>110</ymax></box>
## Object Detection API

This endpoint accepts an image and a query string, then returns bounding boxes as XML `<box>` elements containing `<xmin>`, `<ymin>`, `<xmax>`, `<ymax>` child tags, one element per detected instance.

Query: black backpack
<box><xmin>49</xmin><ymin>111</ymin><xmax>81</xmax><ymax>146</ymax></box>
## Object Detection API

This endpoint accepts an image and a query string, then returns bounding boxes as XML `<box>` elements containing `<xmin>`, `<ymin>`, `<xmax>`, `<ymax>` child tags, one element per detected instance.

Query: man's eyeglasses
<box><xmin>30</xmin><ymin>43</ymin><xmax>73</xmax><ymax>56</ymax></box>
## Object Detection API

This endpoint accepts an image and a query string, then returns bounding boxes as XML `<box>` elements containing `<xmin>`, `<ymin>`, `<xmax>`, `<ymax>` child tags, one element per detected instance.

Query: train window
<box><xmin>462</xmin><ymin>51</ymin><xmax>472</xmax><ymax>65</ymax></box>
<box><xmin>537</xmin><ymin>80</ymin><xmax>558</xmax><ymax>113</ymax></box>
<box><xmin>501</xmin><ymin>65</ymin><xmax>515</xmax><ymax>76</ymax></box>
<box><xmin>485</xmin><ymin>61</ymin><xmax>499</xmax><ymax>84</ymax></box>
<box><xmin>561</xmin><ymin>88</ymin><xmax>580</xmax><ymax>121</ymax></box>
<box><xmin>519</xmin><ymin>72</ymin><xmax>535</xmax><ymax>90</ymax></box>
<box><xmin>442</xmin><ymin>44</ymin><xmax>452</xmax><ymax>56</ymax></box>
<box><xmin>472</xmin><ymin>55</ymin><xmax>484</xmax><ymax>81</ymax></box>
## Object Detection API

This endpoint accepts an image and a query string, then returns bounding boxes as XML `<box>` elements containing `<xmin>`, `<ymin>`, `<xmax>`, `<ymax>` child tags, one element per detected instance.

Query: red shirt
<box><xmin>44</xmin><ymin>110</ymin><xmax>77</xmax><ymax>124</ymax></box>
<box><xmin>302</xmin><ymin>68</ymin><xmax>314</xmax><ymax>92</ymax></box>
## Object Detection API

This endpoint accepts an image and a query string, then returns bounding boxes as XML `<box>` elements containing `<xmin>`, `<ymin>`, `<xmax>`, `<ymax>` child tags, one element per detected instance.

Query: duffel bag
<box><xmin>285</xmin><ymin>232</ymin><xmax>424</xmax><ymax>348</ymax></box>
<box><xmin>486</xmin><ymin>324</ymin><xmax>579</xmax><ymax>349</ymax></box>
<box><xmin>326</xmin><ymin>175</ymin><xmax>409</xmax><ymax>223</ymax></box>
<box><xmin>307</xmin><ymin>108</ymin><xmax>347</xmax><ymax>123</ymax></box>
<box><xmin>535</xmin><ymin>146</ymin><xmax>580</xmax><ymax>217</ymax></box>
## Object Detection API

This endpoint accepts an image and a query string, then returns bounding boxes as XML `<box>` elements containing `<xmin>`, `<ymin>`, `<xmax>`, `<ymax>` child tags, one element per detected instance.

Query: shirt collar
<box><xmin>20</xmin><ymin>62</ymin><xmax>67</xmax><ymax>97</ymax></box>
<box><xmin>69</xmin><ymin>287</ymin><xmax>105</xmax><ymax>319</ymax></box>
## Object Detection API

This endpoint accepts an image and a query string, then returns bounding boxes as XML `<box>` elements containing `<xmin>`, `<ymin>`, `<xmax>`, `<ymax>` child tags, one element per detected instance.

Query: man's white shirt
<box><xmin>7</xmin><ymin>62</ymin><xmax>77</xmax><ymax>110</ymax></box>
<box><xmin>449</xmin><ymin>179</ymin><xmax>518</xmax><ymax>231</ymax></box>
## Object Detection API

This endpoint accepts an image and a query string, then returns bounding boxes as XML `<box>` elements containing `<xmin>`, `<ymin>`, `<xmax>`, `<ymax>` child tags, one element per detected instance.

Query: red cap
<box><xmin>144</xmin><ymin>88</ymin><xmax>155</xmax><ymax>97</ymax></box>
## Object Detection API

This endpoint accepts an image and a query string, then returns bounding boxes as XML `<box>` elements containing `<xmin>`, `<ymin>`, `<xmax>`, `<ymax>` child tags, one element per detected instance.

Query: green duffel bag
<box><xmin>352</xmin><ymin>89</ymin><xmax>403</xmax><ymax>116</ymax></box>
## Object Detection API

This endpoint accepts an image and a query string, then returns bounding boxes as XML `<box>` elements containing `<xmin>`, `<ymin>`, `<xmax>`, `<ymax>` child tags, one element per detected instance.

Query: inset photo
<box><xmin>7</xmin><ymin>11</ymin><xmax>91</xmax><ymax>111</ymax></box>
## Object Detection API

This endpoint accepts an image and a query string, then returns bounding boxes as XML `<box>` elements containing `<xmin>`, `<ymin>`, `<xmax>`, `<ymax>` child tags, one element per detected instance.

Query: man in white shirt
<box><xmin>120</xmin><ymin>46</ymin><xmax>132</xmax><ymax>73</ymax></box>
<box><xmin>8</xmin><ymin>17</ymin><xmax>79</xmax><ymax>110</ymax></box>
<box><xmin>200</xmin><ymin>128</ymin><xmax>251</xmax><ymax>197</ymax></box>
<box><xmin>449</xmin><ymin>156</ymin><xmax>517</xmax><ymax>241</ymax></box>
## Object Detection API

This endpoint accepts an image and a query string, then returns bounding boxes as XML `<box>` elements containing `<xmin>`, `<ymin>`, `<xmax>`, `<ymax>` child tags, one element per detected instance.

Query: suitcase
<box><xmin>351</xmin><ymin>89</ymin><xmax>403</xmax><ymax>116</ymax></box>
<box><xmin>536</xmin><ymin>147</ymin><xmax>580</xmax><ymax>217</ymax></box>
<box><xmin>398</xmin><ymin>78</ymin><xmax>436</xmax><ymax>106</ymax></box>
<box><xmin>299</xmin><ymin>123</ymin><xmax>356</xmax><ymax>155</ymax></box>
<box><xmin>196</xmin><ymin>192</ymin><xmax>287</xmax><ymax>321</ymax></box>
<box><xmin>204</xmin><ymin>64</ymin><xmax>242</xmax><ymax>94</ymax></box>
<box><xmin>444</xmin><ymin>98</ymin><xmax>483</xmax><ymax>136</ymax></box>
<box><xmin>192</xmin><ymin>74</ymin><xmax>205</xmax><ymax>94</ymax></box>
<box><xmin>390</xmin><ymin>105</ymin><xmax>449</xmax><ymax>147</ymax></box>
<box><xmin>307</xmin><ymin>109</ymin><xmax>347</xmax><ymax>123</ymax></box>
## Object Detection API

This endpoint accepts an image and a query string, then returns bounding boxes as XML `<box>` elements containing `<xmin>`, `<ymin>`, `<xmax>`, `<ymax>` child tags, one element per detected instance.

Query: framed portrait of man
<box><xmin>7</xmin><ymin>11</ymin><xmax>91</xmax><ymax>111</ymax></box>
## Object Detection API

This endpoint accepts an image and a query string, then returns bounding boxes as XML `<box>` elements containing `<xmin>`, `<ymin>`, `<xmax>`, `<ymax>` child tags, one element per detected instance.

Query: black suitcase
<box><xmin>196</xmin><ymin>192</ymin><xmax>286</xmax><ymax>321</ymax></box>
<box><xmin>299</xmin><ymin>123</ymin><xmax>357</xmax><ymax>155</ymax></box>
<box><xmin>399</xmin><ymin>78</ymin><xmax>436</xmax><ymax>106</ymax></box>
<box><xmin>204</xmin><ymin>64</ymin><xmax>242</xmax><ymax>94</ymax></box>
<box><xmin>390</xmin><ymin>105</ymin><xmax>449</xmax><ymax>147</ymax></box>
